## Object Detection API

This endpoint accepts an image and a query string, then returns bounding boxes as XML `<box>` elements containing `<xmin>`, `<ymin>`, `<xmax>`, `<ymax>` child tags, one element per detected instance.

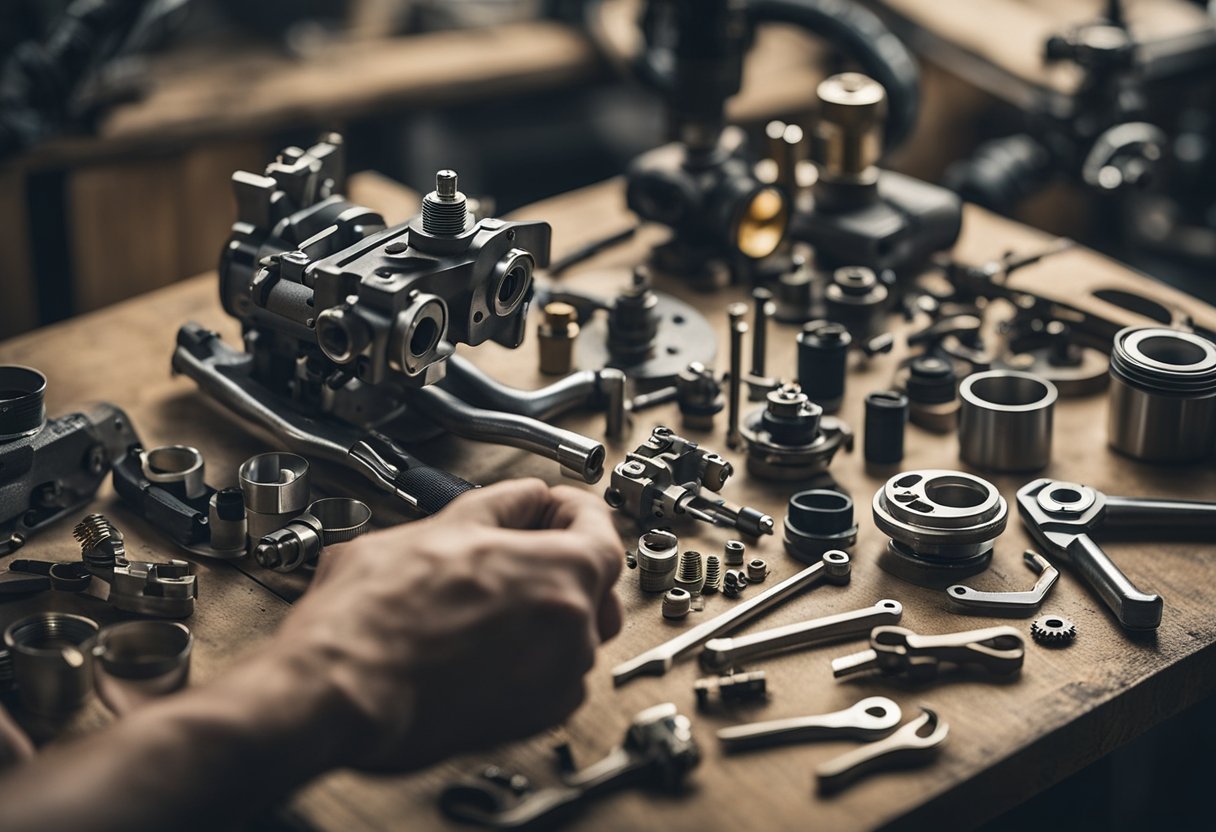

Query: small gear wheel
<box><xmin>1031</xmin><ymin>614</ymin><xmax>1077</xmax><ymax>646</ymax></box>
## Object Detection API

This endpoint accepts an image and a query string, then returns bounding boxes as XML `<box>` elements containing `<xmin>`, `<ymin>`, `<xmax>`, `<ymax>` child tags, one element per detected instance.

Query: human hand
<box><xmin>271</xmin><ymin>478</ymin><xmax>624</xmax><ymax>772</ymax></box>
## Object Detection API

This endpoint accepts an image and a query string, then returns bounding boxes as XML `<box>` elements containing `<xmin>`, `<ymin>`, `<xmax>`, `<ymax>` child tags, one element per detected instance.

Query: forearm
<box><xmin>0</xmin><ymin>643</ymin><xmax>366</xmax><ymax>832</ymax></box>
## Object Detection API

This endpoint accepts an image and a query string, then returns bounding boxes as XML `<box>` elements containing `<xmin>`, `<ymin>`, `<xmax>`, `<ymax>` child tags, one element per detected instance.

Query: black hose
<box><xmin>747</xmin><ymin>0</ymin><xmax>921</xmax><ymax>151</ymax></box>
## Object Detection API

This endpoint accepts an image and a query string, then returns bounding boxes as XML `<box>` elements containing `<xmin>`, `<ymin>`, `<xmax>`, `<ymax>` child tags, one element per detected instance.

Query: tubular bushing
<box><xmin>872</xmin><ymin>469</ymin><xmax>1007</xmax><ymax>586</ymax></box>
<box><xmin>783</xmin><ymin>489</ymin><xmax>858</xmax><ymax>564</ymax></box>
<box><xmin>636</xmin><ymin>529</ymin><xmax>679</xmax><ymax>592</ymax></box>
<box><xmin>864</xmin><ymin>391</ymin><xmax>908</xmax><ymax>466</ymax></box>
<box><xmin>0</xmin><ymin>365</ymin><xmax>47</xmax><ymax>441</ymax></box>
<box><xmin>1107</xmin><ymin>326</ymin><xmax>1216</xmax><ymax>463</ymax></box>
<box><xmin>797</xmin><ymin>323</ymin><xmax>851</xmax><ymax>413</ymax></box>
<box><xmin>958</xmin><ymin>371</ymin><xmax>1056</xmax><ymax>472</ymax></box>
<box><xmin>4</xmin><ymin>612</ymin><xmax>100</xmax><ymax>717</ymax></box>
<box><xmin>142</xmin><ymin>445</ymin><xmax>207</xmax><ymax>500</ymax></box>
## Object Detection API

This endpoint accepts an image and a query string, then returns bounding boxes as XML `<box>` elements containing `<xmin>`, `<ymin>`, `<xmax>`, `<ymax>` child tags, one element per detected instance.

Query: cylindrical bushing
<box><xmin>959</xmin><ymin>371</ymin><xmax>1056</xmax><ymax>471</ymax></box>
<box><xmin>1107</xmin><ymin>326</ymin><xmax>1216</xmax><ymax>463</ymax></box>
<box><xmin>797</xmin><ymin>322</ymin><xmax>851</xmax><ymax>412</ymax></box>
<box><xmin>783</xmin><ymin>489</ymin><xmax>858</xmax><ymax>564</ymax></box>
<box><xmin>864</xmin><ymin>391</ymin><xmax>909</xmax><ymax>465</ymax></box>
<box><xmin>0</xmin><ymin>365</ymin><xmax>47</xmax><ymax>440</ymax></box>
<box><xmin>4</xmin><ymin>613</ymin><xmax>99</xmax><ymax>717</ymax></box>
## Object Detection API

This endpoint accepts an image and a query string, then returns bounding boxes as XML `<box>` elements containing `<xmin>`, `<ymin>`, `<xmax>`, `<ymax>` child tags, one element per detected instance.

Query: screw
<box><xmin>435</xmin><ymin>170</ymin><xmax>458</xmax><ymax>199</ymax></box>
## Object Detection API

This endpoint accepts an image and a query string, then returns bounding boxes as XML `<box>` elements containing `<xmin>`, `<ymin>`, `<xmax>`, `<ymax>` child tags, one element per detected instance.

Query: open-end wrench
<box><xmin>717</xmin><ymin>696</ymin><xmax>902</xmax><ymax>752</ymax></box>
<box><xmin>612</xmin><ymin>551</ymin><xmax>851</xmax><ymax>686</ymax></box>
<box><xmin>700</xmin><ymin>600</ymin><xmax>902</xmax><ymax>673</ymax></box>
<box><xmin>832</xmin><ymin>625</ymin><xmax>1024</xmax><ymax>682</ymax></box>
<box><xmin>438</xmin><ymin>703</ymin><xmax>699</xmax><ymax>829</ymax></box>
<box><xmin>1016</xmin><ymin>479</ymin><xmax>1216</xmax><ymax>630</ymax></box>
<box><xmin>946</xmin><ymin>551</ymin><xmax>1059</xmax><ymax>616</ymax></box>
<box><xmin>816</xmin><ymin>707</ymin><xmax>949</xmax><ymax>794</ymax></box>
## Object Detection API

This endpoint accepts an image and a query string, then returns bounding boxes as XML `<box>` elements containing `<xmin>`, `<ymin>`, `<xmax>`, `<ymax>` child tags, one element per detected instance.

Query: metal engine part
<box><xmin>93</xmin><ymin>621</ymin><xmax>193</xmax><ymax>715</ymax></box>
<box><xmin>571</xmin><ymin>268</ymin><xmax>717</xmax><ymax>385</ymax></box>
<box><xmin>783</xmin><ymin>489</ymin><xmax>858</xmax><ymax>563</ymax></box>
<box><xmin>177</xmin><ymin>135</ymin><xmax>606</xmax><ymax>491</ymax></box>
<box><xmin>604</xmin><ymin>427</ymin><xmax>774</xmax><ymax>537</ymax></box>
<box><xmin>873</xmin><ymin>469</ymin><xmax>1008</xmax><ymax>586</ymax></box>
<box><xmin>740</xmin><ymin>384</ymin><xmax>853</xmax><ymax>480</ymax></box>
<box><xmin>1107</xmin><ymin>326</ymin><xmax>1216</xmax><ymax>463</ymax></box>
<box><xmin>831</xmin><ymin>625</ymin><xmax>1025</xmax><ymax>681</ymax></box>
<box><xmin>0</xmin><ymin>365</ymin><xmax>139</xmax><ymax>556</ymax></box>
<box><xmin>695</xmin><ymin>671</ymin><xmax>768</xmax><ymax>711</ymax></box>
<box><xmin>3</xmin><ymin>612</ymin><xmax>99</xmax><ymax>717</ymax></box>
<box><xmin>633</xmin><ymin>529</ymin><xmax>680</xmax><ymax>592</ymax></box>
<box><xmin>958</xmin><ymin>370</ymin><xmax>1057</xmax><ymax>472</ymax></box>
<box><xmin>109</xmin><ymin>558</ymin><xmax>197</xmax><ymax>619</ymax></box>
<box><xmin>662</xmin><ymin>588</ymin><xmax>693</xmax><ymax>620</ymax></box>
<box><xmin>946</xmin><ymin>550</ymin><xmax>1059</xmax><ymax>617</ymax></box>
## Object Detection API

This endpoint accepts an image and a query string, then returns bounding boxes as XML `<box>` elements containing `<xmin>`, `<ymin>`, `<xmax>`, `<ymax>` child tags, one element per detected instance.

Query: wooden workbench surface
<box><xmin>2</xmin><ymin>174</ymin><xmax>1215</xmax><ymax>831</ymax></box>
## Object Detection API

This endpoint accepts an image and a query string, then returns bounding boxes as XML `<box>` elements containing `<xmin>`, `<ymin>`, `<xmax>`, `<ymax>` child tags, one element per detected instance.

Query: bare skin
<box><xmin>0</xmin><ymin>479</ymin><xmax>624</xmax><ymax>832</ymax></box>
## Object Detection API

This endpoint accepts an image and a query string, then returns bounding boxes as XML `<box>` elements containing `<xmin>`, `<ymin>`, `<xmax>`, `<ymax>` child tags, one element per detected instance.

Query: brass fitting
<box><xmin>814</xmin><ymin>73</ymin><xmax>886</xmax><ymax>182</ymax></box>
<box><xmin>537</xmin><ymin>302</ymin><xmax>580</xmax><ymax>375</ymax></box>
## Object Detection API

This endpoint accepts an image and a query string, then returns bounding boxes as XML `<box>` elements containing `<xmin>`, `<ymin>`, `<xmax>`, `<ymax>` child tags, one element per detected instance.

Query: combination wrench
<box><xmin>612</xmin><ymin>551</ymin><xmax>851</xmax><ymax>686</ymax></box>
<box><xmin>816</xmin><ymin>707</ymin><xmax>949</xmax><ymax>793</ymax></box>
<box><xmin>699</xmin><ymin>599</ymin><xmax>902</xmax><ymax>673</ymax></box>
<box><xmin>717</xmin><ymin>696</ymin><xmax>902</xmax><ymax>752</ymax></box>
<box><xmin>1017</xmin><ymin>478</ymin><xmax>1216</xmax><ymax>630</ymax></box>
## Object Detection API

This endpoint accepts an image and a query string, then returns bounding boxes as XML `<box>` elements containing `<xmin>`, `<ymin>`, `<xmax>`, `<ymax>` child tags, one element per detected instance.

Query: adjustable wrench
<box><xmin>438</xmin><ymin>703</ymin><xmax>698</xmax><ymax>829</ymax></box>
<box><xmin>700</xmin><ymin>599</ymin><xmax>902</xmax><ymax>673</ymax></box>
<box><xmin>1017</xmin><ymin>478</ymin><xmax>1216</xmax><ymax>630</ymax></box>
<box><xmin>816</xmin><ymin>707</ymin><xmax>949</xmax><ymax>794</ymax></box>
<box><xmin>832</xmin><ymin>625</ymin><xmax>1024</xmax><ymax>681</ymax></box>
<box><xmin>612</xmin><ymin>551</ymin><xmax>851</xmax><ymax>686</ymax></box>
<box><xmin>717</xmin><ymin>696</ymin><xmax>902</xmax><ymax>752</ymax></box>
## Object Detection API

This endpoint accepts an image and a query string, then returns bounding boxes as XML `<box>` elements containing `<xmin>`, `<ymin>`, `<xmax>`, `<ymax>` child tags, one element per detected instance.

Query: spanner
<box><xmin>946</xmin><ymin>550</ymin><xmax>1059</xmax><ymax>616</ymax></box>
<box><xmin>612</xmin><ymin>551</ymin><xmax>851</xmax><ymax>686</ymax></box>
<box><xmin>1017</xmin><ymin>478</ymin><xmax>1216</xmax><ymax>630</ymax></box>
<box><xmin>438</xmin><ymin>703</ymin><xmax>699</xmax><ymax>829</ymax></box>
<box><xmin>717</xmin><ymin>696</ymin><xmax>902</xmax><ymax>752</ymax></box>
<box><xmin>700</xmin><ymin>599</ymin><xmax>902</xmax><ymax>673</ymax></box>
<box><xmin>832</xmin><ymin>625</ymin><xmax>1024</xmax><ymax>681</ymax></box>
<box><xmin>816</xmin><ymin>707</ymin><xmax>949</xmax><ymax>793</ymax></box>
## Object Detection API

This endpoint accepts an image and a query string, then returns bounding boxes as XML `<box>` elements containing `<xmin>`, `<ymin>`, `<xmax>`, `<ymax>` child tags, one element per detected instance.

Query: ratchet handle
<box><xmin>1067</xmin><ymin>533</ymin><xmax>1162</xmax><ymax>630</ymax></box>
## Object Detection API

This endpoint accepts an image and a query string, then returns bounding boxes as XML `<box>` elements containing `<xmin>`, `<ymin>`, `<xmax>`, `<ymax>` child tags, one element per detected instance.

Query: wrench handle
<box><xmin>1104</xmin><ymin>496</ymin><xmax>1216</xmax><ymax>531</ymax></box>
<box><xmin>1067</xmin><ymin>533</ymin><xmax>1162</xmax><ymax>630</ymax></box>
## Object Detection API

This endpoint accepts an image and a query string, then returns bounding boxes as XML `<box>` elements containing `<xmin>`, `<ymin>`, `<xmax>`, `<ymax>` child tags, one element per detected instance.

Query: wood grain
<box><xmin>1</xmin><ymin>175</ymin><xmax>1214</xmax><ymax>831</ymax></box>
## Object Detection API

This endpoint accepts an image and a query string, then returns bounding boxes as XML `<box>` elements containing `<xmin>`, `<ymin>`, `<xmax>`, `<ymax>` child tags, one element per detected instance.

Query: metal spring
<box><xmin>73</xmin><ymin>513</ymin><xmax>125</xmax><ymax>566</ymax></box>
<box><xmin>704</xmin><ymin>555</ymin><xmax>722</xmax><ymax>594</ymax></box>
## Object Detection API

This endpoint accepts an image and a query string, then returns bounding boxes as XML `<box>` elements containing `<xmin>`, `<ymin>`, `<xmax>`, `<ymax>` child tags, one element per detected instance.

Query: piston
<box><xmin>1107</xmin><ymin>326</ymin><xmax>1216</xmax><ymax>463</ymax></box>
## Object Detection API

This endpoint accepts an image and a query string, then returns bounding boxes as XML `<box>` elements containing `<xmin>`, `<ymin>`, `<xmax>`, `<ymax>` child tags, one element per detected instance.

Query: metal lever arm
<box><xmin>815</xmin><ymin>708</ymin><xmax>949</xmax><ymax>794</ymax></box>
<box><xmin>1066</xmin><ymin>533</ymin><xmax>1162</xmax><ymax>630</ymax></box>
<box><xmin>717</xmin><ymin>696</ymin><xmax>902</xmax><ymax>752</ymax></box>
<box><xmin>832</xmin><ymin>625</ymin><xmax>1024</xmax><ymax>680</ymax></box>
<box><xmin>1103</xmin><ymin>495</ymin><xmax>1216</xmax><ymax>531</ymax></box>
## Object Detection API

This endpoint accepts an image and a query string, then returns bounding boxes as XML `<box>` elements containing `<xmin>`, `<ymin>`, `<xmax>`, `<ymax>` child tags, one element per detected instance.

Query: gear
<box><xmin>1031</xmin><ymin>614</ymin><xmax>1077</xmax><ymax>646</ymax></box>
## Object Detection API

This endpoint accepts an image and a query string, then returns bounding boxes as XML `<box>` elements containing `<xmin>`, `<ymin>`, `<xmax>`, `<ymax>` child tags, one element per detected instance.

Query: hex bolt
<box><xmin>750</xmin><ymin>287</ymin><xmax>774</xmax><ymax>386</ymax></box>
<box><xmin>663</xmin><ymin>588</ymin><xmax>693</xmax><ymax>620</ymax></box>
<box><xmin>746</xmin><ymin>558</ymin><xmax>769</xmax><ymax>583</ymax></box>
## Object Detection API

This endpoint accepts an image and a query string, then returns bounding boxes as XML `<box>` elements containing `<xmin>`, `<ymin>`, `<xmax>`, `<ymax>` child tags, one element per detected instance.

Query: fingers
<box><xmin>441</xmin><ymin>478</ymin><xmax>553</xmax><ymax>530</ymax></box>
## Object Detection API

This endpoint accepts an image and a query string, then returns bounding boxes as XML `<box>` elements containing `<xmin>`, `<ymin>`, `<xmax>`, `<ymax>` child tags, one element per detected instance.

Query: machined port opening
<box><xmin>735</xmin><ymin>186</ymin><xmax>788</xmax><ymax>259</ymax></box>
<box><xmin>924</xmin><ymin>477</ymin><xmax>989</xmax><ymax>509</ymax></box>
<box><xmin>5</xmin><ymin>613</ymin><xmax>98</xmax><ymax>654</ymax></box>
<box><xmin>965</xmin><ymin>373</ymin><xmax>1053</xmax><ymax>408</ymax></box>
<box><xmin>410</xmin><ymin>317</ymin><xmax>441</xmax><ymax>358</ymax></box>
<box><xmin>491</xmin><ymin>248</ymin><xmax>534</xmax><ymax>318</ymax></box>
<box><xmin>1046</xmin><ymin>486</ymin><xmax>1083</xmax><ymax>505</ymax></box>
<box><xmin>1136</xmin><ymin>335</ymin><xmax>1208</xmax><ymax>368</ymax></box>
<box><xmin>317</xmin><ymin>316</ymin><xmax>352</xmax><ymax>361</ymax></box>
<box><xmin>392</xmin><ymin>294</ymin><xmax>448</xmax><ymax>376</ymax></box>
<box><xmin>791</xmin><ymin>490</ymin><xmax>850</xmax><ymax>513</ymax></box>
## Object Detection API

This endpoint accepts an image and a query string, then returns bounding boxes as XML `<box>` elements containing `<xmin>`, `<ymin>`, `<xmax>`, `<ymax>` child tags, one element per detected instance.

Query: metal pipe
<box><xmin>442</xmin><ymin>354</ymin><xmax>603</xmax><ymax>421</ymax></box>
<box><xmin>406</xmin><ymin>385</ymin><xmax>605</xmax><ymax>484</ymax></box>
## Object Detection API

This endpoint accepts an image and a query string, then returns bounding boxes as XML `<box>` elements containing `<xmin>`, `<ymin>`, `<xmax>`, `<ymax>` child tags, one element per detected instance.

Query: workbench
<box><xmin>2</xmin><ymin>173</ymin><xmax>1215</xmax><ymax>831</ymax></box>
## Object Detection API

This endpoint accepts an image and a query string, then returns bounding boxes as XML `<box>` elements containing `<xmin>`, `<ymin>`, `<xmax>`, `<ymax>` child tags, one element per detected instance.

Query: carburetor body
<box><xmin>220</xmin><ymin>135</ymin><xmax>550</xmax><ymax>396</ymax></box>
<box><xmin>175</xmin><ymin>135</ymin><xmax>609</xmax><ymax>500</ymax></box>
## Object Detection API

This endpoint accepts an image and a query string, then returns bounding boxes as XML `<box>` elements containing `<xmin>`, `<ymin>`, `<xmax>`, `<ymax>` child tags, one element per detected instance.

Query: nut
<box><xmin>746</xmin><ymin>558</ymin><xmax>769</xmax><ymax>583</ymax></box>
<box><xmin>662</xmin><ymin>588</ymin><xmax>692</xmax><ymax>620</ymax></box>
<box><xmin>724</xmin><ymin>539</ymin><xmax>745</xmax><ymax>566</ymax></box>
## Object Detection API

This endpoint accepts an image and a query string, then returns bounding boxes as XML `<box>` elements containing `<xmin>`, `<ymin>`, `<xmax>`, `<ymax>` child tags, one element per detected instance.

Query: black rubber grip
<box><xmin>396</xmin><ymin>466</ymin><xmax>477</xmax><ymax>516</ymax></box>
